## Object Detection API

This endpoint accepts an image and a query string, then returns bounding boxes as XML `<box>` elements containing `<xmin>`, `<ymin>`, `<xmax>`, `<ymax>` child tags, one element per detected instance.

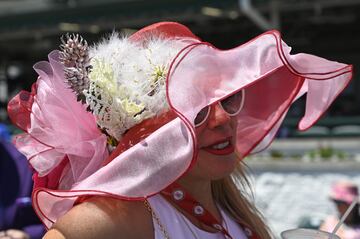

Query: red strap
<box><xmin>161</xmin><ymin>182</ymin><xmax>259</xmax><ymax>239</ymax></box>
<box><xmin>162</xmin><ymin>182</ymin><xmax>233</xmax><ymax>238</ymax></box>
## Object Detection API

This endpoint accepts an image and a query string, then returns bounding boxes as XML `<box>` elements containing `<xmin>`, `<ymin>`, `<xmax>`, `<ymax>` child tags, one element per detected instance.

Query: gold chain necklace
<box><xmin>144</xmin><ymin>200</ymin><xmax>171</xmax><ymax>239</ymax></box>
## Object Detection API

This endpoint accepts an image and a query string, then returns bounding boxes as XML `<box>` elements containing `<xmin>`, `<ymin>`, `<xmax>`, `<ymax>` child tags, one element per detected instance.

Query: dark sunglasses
<box><xmin>194</xmin><ymin>89</ymin><xmax>245</xmax><ymax>127</ymax></box>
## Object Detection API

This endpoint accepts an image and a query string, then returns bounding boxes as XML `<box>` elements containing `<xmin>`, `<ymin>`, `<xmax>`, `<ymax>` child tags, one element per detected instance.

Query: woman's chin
<box><xmin>194</xmin><ymin>149</ymin><xmax>238</xmax><ymax>180</ymax></box>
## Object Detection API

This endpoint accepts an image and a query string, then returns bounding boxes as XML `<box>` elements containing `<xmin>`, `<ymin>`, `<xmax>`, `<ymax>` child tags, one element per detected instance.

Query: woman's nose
<box><xmin>207</xmin><ymin>104</ymin><xmax>231</xmax><ymax>129</ymax></box>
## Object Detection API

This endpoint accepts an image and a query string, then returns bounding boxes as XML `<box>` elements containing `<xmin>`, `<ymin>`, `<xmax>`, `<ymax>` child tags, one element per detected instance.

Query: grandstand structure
<box><xmin>0</xmin><ymin>0</ymin><xmax>359</xmax><ymax>136</ymax></box>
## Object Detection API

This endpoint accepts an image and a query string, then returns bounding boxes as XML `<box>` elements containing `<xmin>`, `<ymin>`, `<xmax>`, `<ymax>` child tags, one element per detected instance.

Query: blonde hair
<box><xmin>212</xmin><ymin>161</ymin><xmax>273</xmax><ymax>239</ymax></box>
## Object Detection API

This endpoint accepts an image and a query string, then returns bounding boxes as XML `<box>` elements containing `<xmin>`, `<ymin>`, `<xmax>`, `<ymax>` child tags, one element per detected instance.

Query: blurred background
<box><xmin>0</xmin><ymin>0</ymin><xmax>359</xmax><ymax>238</ymax></box>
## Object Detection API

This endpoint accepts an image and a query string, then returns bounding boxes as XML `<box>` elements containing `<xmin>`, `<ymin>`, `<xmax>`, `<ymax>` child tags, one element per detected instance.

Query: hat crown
<box><xmin>129</xmin><ymin>22</ymin><xmax>200</xmax><ymax>42</ymax></box>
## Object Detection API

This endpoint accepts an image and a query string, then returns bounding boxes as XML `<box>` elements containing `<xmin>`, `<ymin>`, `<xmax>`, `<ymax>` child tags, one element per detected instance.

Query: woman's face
<box><xmin>185</xmin><ymin>103</ymin><xmax>238</xmax><ymax>181</ymax></box>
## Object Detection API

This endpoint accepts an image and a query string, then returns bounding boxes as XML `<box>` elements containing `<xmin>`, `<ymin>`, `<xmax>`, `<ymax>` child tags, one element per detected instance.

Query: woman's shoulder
<box><xmin>44</xmin><ymin>196</ymin><xmax>153</xmax><ymax>239</ymax></box>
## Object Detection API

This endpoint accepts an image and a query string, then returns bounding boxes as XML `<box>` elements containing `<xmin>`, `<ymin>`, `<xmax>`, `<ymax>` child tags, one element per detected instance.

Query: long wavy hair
<box><xmin>211</xmin><ymin>161</ymin><xmax>273</xmax><ymax>239</ymax></box>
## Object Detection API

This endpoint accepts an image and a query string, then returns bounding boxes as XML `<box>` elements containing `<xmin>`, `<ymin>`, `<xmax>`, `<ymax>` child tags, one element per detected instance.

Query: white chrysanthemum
<box><xmin>85</xmin><ymin>33</ymin><xmax>188</xmax><ymax>140</ymax></box>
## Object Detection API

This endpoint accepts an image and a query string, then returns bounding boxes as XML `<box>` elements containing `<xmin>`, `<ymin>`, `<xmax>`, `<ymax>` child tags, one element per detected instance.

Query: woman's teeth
<box><xmin>211</xmin><ymin>141</ymin><xmax>230</xmax><ymax>150</ymax></box>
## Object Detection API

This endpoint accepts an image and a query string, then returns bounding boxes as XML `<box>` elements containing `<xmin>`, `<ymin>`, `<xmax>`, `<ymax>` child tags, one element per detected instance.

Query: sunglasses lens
<box><xmin>220</xmin><ymin>90</ymin><xmax>245</xmax><ymax>116</ymax></box>
<box><xmin>194</xmin><ymin>106</ymin><xmax>210</xmax><ymax>127</ymax></box>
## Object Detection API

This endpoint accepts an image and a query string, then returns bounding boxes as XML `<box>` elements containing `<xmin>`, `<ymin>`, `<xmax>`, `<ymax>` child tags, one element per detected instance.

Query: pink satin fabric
<box><xmin>167</xmin><ymin>30</ymin><xmax>352</xmax><ymax>157</ymax></box>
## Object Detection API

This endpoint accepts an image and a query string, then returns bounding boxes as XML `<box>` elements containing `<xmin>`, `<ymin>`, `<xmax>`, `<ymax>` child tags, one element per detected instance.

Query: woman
<box><xmin>8</xmin><ymin>22</ymin><xmax>352</xmax><ymax>239</ymax></box>
<box><xmin>45</xmin><ymin>96</ymin><xmax>269</xmax><ymax>239</ymax></box>
<box><xmin>320</xmin><ymin>181</ymin><xmax>360</xmax><ymax>239</ymax></box>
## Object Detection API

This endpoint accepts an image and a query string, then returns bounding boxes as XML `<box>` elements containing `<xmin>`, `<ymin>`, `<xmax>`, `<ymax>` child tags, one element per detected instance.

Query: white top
<box><xmin>147</xmin><ymin>194</ymin><xmax>249</xmax><ymax>239</ymax></box>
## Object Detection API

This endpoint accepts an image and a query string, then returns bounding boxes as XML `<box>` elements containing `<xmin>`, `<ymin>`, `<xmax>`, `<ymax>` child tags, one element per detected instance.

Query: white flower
<box><xmin>83</xmin><ymin>34</ymin><xmax>188</xmax><ymax>141</ymax></box>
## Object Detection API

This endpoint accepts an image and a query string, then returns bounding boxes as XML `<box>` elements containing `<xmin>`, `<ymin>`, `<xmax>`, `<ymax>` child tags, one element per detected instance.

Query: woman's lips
<box><xmin>202</xmin><ymin>140</ymin><xmax>235</xmax><ymax>155</ymax></box>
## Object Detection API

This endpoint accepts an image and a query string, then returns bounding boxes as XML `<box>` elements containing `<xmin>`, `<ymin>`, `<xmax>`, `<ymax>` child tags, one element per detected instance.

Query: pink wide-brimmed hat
<box><xmin>330</xmin><ymin>181</ymin><xmax>359</xmax><ymax>204</ymax></box>
<box><xmin>8</xmin><ymin>22</ymin><xmax>353</xmax><ymax>228</ymax></box>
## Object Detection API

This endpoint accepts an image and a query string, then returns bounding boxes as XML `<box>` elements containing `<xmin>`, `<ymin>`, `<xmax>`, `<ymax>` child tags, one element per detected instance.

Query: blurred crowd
<box><xmin>0</xmin><ymin>123</ymin><xmax>44</xmax><ymax>239</ymax></box>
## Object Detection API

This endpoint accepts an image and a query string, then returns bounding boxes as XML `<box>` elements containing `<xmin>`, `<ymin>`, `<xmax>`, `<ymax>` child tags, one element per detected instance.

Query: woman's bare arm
<box><xmin>43</xmin><ymin>197</ymin><xmax>153</xmax><ymax>239</ymax></box>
